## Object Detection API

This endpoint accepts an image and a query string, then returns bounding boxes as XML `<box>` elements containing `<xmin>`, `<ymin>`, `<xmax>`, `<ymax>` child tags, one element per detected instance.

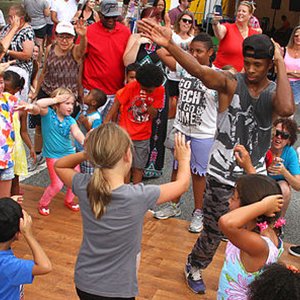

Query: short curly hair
<box><xmin>248</xmin><ymin>263</ymin><xmax>300</xmax><ymax>300</ymax></box>
<box><xmin>136</xmin><ymin>64</ymin><xmax>164</xmax><ymax>88</ymax></box>
<box><xmin>273</xmin><ymin>118</ymin><xmax>298</xmax><ymax>146</ymax></box>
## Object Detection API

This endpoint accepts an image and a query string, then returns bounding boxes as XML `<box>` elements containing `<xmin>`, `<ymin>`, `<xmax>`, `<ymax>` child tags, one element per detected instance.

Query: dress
<box><xmin>217</xmin><ymin>237</ymin><xmax>284</xmax><ymax>299</ymax></box>
<box><xmin>72</xmin><ymin>173</ymin><xmax>160</xmax><ymax>298</ymax></box>
<box><xmin>0</xmin><ymin>93</ymin><xmax>18</xmax><ymax>170</ymax></box>
<box><xmin>117</xmin><ymin>80</ymin><xmax>164</xmax><ymax>141</ymax></box>
<box><xmin>135</xmin><ymin>42</ymin><xmax>168</xmax><ymax>177</ymax></box>
<box><xmin>213</xmin><ymin>23</ymin><xmax>258</xmax><ymax>72</ymax></box>
<box><xmin>0</xmin><ymin>249</ymin><xmax>34</xmax><ymax>300</ymax></box>
<box><xmin>12</xmin><ymin>112</ymin><xmax>28</xmax><ymax>176</ymax></box>
<box><xmin>189</xmin><ymin>73</ymin><xmax>276</xmax><ymax>269</ymax></box>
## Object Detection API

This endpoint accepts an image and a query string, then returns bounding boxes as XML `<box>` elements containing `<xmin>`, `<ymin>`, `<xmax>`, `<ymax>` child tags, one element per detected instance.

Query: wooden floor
<box><xmin>13</xmin><ymin>184</ymin><xmax>299</xmax><ymax>300</ymax></box>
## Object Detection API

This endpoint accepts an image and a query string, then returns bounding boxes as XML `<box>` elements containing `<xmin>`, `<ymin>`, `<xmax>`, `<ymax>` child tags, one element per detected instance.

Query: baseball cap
<box><xmin>0</xmin><ymin>198</ymin><xmax>23</xmax><ymax>243</ymax></box>
<box><xmin>100</xmin><ymin>0</ymin><xmax>120</xmax><ymax>17</ymax></box>
<box><xmin>56</xmin><ymin>21</ymin><xmax>76</xmax><ymax>36</ymax></box>
<box><xmin>243</xmin><ymin>34</ymin><xmax>274</xmax><ymax>59</ymax></box>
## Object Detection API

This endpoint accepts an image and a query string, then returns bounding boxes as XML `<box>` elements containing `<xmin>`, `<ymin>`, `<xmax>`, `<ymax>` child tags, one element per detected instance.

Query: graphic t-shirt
<box><xmin>117</xmin><ymin>81</ymin><xmax>164</xmax><ymax>140</ymax></box>
<box><xmin>207</xmin><ymin>73</ymin><xmax>276</xmax><ymax>186</ymax></box>
<box><xmin>173</xmin><ymin>65</ymin><xmax>218</xmax><ymax>138</ymax></box>
<box><xmin>0</xmin><ymin>93</ymin><xmax>18</xmax><ymax>169</ymax></box>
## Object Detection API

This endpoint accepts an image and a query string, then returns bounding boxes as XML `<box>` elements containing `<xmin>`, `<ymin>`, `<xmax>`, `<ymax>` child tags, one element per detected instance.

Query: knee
<box><xmin>279</xmin><ymin>181</ymin><xmax>291</xmax><ymax>202</ymax></box>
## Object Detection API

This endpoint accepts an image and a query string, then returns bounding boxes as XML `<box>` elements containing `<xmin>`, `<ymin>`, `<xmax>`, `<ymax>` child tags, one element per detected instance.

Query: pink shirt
<box><xmin>284</xmin><ymin>49</ymin><xmax>300</xmax><ymax>82</ymax></box>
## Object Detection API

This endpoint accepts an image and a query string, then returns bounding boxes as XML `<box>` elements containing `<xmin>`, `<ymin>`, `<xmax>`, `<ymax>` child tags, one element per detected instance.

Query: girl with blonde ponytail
<box><xmin>55</xmin><ymin>123</ymin><xmax>191</xmax><ymax>299</ymax></box>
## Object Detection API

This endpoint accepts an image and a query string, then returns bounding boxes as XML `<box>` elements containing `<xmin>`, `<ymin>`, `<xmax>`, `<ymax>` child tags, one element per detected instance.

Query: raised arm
<box><xmin>20</xmin><ymin>210</ymin><xmax>52</xmax><ymax>276</ymax></box>
<box><xmin>55</xmin><ymin>152</ymin><xmax>87</xmax><ymax>188</ymax></box>
<box><xmin>211</xmin><ymin>13</ymin><xmax>227</xmax><ymax>41</ymax></box>
<box><xmin>219</xmin><ymin>194</ymin><xmax>283</xmax><ymax>256</ymax></box>
<box><xmin>0</xmin><ymin>16</ymin><xmax>20</xmax><ymax>52</ymax></box>
<box><xmin>138</xmin><ymin>19</ymin><xmax>235</xmax><ymax>95</ymax></box>
<box><xmin>156</xmin><ymin>133</ymin><xmax>191</xmax><ymax>204</ymax></box>
<box><xmin>73</xmin><ymin>19</ymin><xmax>87</xmax><ymax>61</ymax></box>
<box><xmin>272</xmin><ymin>42</ymin><xmax>295</xmax><ymax>117</ymax></box>
<box><xmin>157</xmin><ymin>47</ymin><xmax>176</xmax><ymax>71</ymax></box>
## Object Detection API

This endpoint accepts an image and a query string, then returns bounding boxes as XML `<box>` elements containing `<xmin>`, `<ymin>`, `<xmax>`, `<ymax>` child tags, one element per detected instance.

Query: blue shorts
<box><xmin>290</xmin><ymin>80</ymin><xmax>300</xmax><ymax>104</ymax></box>
<box><xmin>0</xmin><ymin>166</ymin><xmax>15</xmax><ymax>181</ymax></box>
<box><xmin>173</xmin><ymin>136</ymin><xmax>214</xmax><ymax>176</ymax></box>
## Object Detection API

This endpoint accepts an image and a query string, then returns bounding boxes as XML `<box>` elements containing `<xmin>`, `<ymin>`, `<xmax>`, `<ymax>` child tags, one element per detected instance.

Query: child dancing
<box><xmin>54</xmin><ymin>124</ymin><xmax>191</xmax><ymax>299</ymax></box>
<box><xmin>15</xmin><ymin>88</ymin><xmax>85</xmax><ymax>216</ymax></box>
<box><xmin>217</xmin><ymin>174</ymin><xmax>285</xmax><ymax>299</ymax></box>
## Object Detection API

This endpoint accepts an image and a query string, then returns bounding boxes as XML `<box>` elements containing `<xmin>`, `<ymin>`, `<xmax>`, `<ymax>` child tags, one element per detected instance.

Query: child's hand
<box><xmin>54</xmin><ymin>94</ymin><xmax>73</xmax><ymax>104</ymax></box>
<box><xmin>14</xmin><ymin>101</ymin><xmax>34</xmax><ymax>112</ymax></box>
<box><xmin>234</xmin><ymin>145</ymin><xmax>253</xmax><ymax>170</ymax></box>
<box><xmin>174</xmin><ymin>132</ymin><xmax>190</xmax><ymax>162</ymax></box>
<box><xmin>19</xmin><ymin>210</ymin><xmax>33</xmax><ymax>237</ymax></box>
<box><xmin>30</xmin><ymin>148</ymin><xmax>37</xmax><ymax>163</ymax></box>
<box><xmin>261</xmin><ymin>194</ymin><xmax>284</xmax><ymax>217</ymax></box>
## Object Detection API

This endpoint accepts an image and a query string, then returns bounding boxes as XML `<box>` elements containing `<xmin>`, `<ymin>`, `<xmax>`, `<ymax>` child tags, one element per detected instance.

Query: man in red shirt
<box><xmin>82</xmin><ymin>0</ymin><xmax>131</xmax><ymax>119</ymax></box>
<box><xmin>108</xmin><ymin>64</ymin><xmax>165</xmax><ymax>183</ymax></box>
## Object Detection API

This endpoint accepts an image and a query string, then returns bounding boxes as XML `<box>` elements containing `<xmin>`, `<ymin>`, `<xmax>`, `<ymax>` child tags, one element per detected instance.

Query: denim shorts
<box><xmin>290</xmin><ymin>80</ymin><xmax>300</xmax><ymax>104</ymax></box>
<box><xmin>0</xmin><ymin>166</ymin><xmax>15</xmax><ymax>181</ymax></box>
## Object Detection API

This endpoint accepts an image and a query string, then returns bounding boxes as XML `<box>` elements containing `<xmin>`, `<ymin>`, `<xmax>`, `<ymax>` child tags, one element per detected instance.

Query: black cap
<box><xmin>243</xmin><ymin>34</ymin><xmax>274</xmax><ymax>59</ymax></box>
<box><xmin>0</xmin><ymin>198</ymin><xmax>23</xmax><ymax>243</ymax></box>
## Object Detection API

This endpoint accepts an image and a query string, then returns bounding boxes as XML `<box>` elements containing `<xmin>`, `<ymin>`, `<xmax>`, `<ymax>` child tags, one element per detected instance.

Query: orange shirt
<box><xmin>117</xmin><ymin>81</ymin><xmax>164</xmax><ymax>140</ymax></box>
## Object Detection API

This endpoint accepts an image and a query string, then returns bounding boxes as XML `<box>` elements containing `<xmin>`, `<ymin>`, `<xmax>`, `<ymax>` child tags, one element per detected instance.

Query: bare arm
<box><xmin>51</xmin><ymin>11</ymin><xmax>59</xmax><ymax>24</ymax></box>
<box><xmin>157</xmin><ymin>47</ymin><xmax>176</xmax><ymax>71</ymax></box>
<box><xmin>43</xmin><ymin>6</ymin><xmax>50</xmax><ymax>17</ymax></box>
<box><xmin>157</xmin><ymin>133</ymin><xmax>191</xmax><ymax>204</ymax></box>
<box><xmin>219</xmin><ymin>194</ymin><xmax>283</xmax><ymax>256</ymax></box>
<box><xmin>55</xmin><ymin>151</ymin><xmax>86</xmax><ymax>188</ymax></box>
<box><xmin>20</xmin><ymin>210</ymin><xmax>52</xmax><ymax>276</ymax></box>
<box><xmin>7</xmin><ymin>39</ymin><xmax>34</xmax><ymax>61</ymax></box>
<box><xmin>70</xmin><ymin>123</ymin><xmax>85</xmax><ymax>146</ymax></box>
<box><xmin>234</xmin><ymin>144</ymin><xmax>256</xmax><ymax>174</ymax></box>
<box><xmin>147</xmin><ymin>106</ymin><xmax>158</xmax><ymax>119</ymax></box>
<box><xmin>104</xmin><ymin>99</ymin><xmax>120</xmax><ymax>123</ymax></box>
<box><xmin>73</xmin><ymin>19</ymin><xmax>87</xmax><ymax>61</ymax></box>
<box><xmin>272</xmin><ymin>42</ymin><xmax>295</xmax><ymax>117</ymax></box>
<box><xmin>0</xmin><ymin>16</ymin><xmax>20</xmax><ymax>51</ymax></box>
<box><xmin>211</xmin><ymin>14</ymin><xmax>227</xmax><ymax>41</ymax></box>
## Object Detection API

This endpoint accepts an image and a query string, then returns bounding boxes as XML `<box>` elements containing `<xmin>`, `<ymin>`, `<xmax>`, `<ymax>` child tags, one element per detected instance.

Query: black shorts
<box><xmin>76</xmin><ymin>287</ymin><xmax>135</xmax><ymax>300</ymax></box>
<box><xmin>167</xmin><ymin>79</ymin><xmax>179</xmax><ymax>97</ymax></box>
<box><xmin>28</xmin><ymin>89</ymin><xmax>49</xmax><ymax>128</ymax></box>
<box><xmin>46</xmin><ymin>24</ymin><xmax>54</xmax><ymax>37</ymax></box>
<box><xmin>34</xmin><ymin>25</ymin><xmax>47</xmax><ymax>39</ymax></box>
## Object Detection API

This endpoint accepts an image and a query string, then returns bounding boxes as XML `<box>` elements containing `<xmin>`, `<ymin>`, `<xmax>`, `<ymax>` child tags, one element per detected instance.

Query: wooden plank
<box><xmin>10</xmin><ymin>184</ymin><xmax>299</xmax><ymax>299</ymax></box>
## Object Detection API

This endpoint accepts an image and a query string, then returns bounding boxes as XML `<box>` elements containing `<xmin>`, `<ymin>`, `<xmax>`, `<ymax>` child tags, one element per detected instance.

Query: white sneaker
<box><xmin>188</xmin><ymin>209</ymin><xmax>203</xmax><ymax>233</ymax></box>
<box><xmin>154</xmin><ymin>202</ymin><xmax>181</xmax><ymax>220</ymax></box>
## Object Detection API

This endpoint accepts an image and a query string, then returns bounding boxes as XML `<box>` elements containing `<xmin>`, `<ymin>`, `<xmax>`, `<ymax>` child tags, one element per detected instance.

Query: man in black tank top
<box><xmin>138</xmin><ymin>22</ymin><xmax>295</xmax><ymax>294</ymax></box>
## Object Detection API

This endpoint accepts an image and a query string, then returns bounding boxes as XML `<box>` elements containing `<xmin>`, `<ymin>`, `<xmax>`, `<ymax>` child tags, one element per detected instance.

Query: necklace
<box><xmin>292</xmin><ymin>48</ymin><xmax>300</xmax><ymax>58</ymax></box>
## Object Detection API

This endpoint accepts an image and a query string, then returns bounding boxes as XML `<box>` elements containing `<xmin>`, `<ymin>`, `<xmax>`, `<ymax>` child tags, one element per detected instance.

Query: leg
<box><xmin>132</xmin><ymin>139</ymin><xmax>149</xmax><ymax>184</ymax></box>
<box><xmin>278</xmin><ymin>180</ymin><xmax>291</xmax><ymax>217</ymax></box>
<box><xmin>11</xmin><ymin>175</ymin><xmax>20</xmax><ymax>196</ymax></box>
<box><xmin>0</xmin><ymin>180</ymin><xmax>12</xmax><ymax>198</ymax></box>
<box><xmin>64</xmin><ymin>165</ymin><xmax>80</xmax><ymax>212</ymax></box>
<box><xmin>39</xmin><ymin>158</ymin><xmax>64</xmax><ymax>211</ymax></box>
<box><xmin>132</xmin><ymin>167</ymin><xmax>143</xmax><ymax>184</ymax></box>
<box><xmin>185</xmin><ymin>176</ymin><xmax>233</xmax><ymax>293</ymax></box>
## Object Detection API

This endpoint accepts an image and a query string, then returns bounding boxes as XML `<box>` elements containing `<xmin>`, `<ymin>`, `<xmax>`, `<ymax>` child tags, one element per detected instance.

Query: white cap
<box><xmin>56</xmin><ymin>21</ymin><xmax>76</xmax><ymax>36</ymax></box>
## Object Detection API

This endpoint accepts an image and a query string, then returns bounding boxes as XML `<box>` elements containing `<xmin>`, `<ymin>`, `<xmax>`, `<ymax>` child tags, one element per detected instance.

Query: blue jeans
<box><xmin>290</xmin><ymin>80</ymin><xmax>300</xmax><ymax>104</ymax></box>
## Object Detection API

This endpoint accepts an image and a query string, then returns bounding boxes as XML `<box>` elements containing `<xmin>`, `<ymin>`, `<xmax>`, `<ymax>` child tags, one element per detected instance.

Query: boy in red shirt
<box><xmin>107</xmin><ymin>64</ymin><xmax>165</xmax><ymax>183</ymax></box>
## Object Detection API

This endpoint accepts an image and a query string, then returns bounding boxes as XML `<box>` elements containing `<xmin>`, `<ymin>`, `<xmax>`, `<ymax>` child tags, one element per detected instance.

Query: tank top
<box><xmin>41</xmin><ymin>44</ymin><xmax>80</xmax><ymax>98</ymax></box>
<box><xmin>284</xmin><ymin>49</ymin><xmax>300</xmax><ymax>82</ymax></box>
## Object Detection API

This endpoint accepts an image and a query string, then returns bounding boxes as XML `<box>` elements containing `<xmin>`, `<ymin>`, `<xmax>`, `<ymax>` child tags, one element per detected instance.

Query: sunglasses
<box><xmin>275</xmin><ymin>129</ymin><xmax>290</xmax><ymax>140</ymax></box>
<box><xmin>181</xmin><ymin>18</ymin><xmax>193</xmax><ymax>24</ymax></box>
<box><xmin>57</xmin><ymin>34</ymin><xmax>74</xmax><ymax>40</ymax></box>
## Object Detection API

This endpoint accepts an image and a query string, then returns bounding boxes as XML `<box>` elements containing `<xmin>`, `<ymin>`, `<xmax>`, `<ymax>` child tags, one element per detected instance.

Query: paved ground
<box><xmin>22</xmin><ymin>116</ymin><xmax>300</xmax><ymax>246</ymax></box>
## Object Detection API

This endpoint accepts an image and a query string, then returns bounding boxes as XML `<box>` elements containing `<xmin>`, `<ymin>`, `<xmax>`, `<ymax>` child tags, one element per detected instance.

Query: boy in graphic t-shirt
<box><xmin>106</xmin><ymin>64</ymin><xmax>165</xmax><ymax>183</ymax></box>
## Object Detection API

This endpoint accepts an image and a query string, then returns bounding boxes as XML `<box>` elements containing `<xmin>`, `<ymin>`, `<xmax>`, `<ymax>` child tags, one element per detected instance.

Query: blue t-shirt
<box><xmin>0</xmin><ymin>249</ymin><xmax>34</xmax><ymax>300</ymax></box>
<box><xmin>269</xmin><ymin>145</ymin><xmax>300</xmax><ymax>181</ymax></box>
<box><xmin>41</xmin><ymin>108</ymin><xmax>76</xmax><ymax>158</ymax></box>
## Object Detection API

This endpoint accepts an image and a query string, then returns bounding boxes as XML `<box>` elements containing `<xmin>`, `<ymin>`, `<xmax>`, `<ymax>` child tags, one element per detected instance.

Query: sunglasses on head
<box><xmin>275</xmin><ymin>129</ymin><xmax>290</xmax><ymax>140</ymax></box>
<box><xmin>181</xmin><ymin>18</ymin><xmax>193</xmax><ymax>24</ymax></box>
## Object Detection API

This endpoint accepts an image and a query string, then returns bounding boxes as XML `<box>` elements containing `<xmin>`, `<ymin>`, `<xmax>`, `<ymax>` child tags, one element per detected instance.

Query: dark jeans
<box><xmin>76</xmin><ymin>288</ymin><xmax>135</xmax><ymax>300</ymax></box>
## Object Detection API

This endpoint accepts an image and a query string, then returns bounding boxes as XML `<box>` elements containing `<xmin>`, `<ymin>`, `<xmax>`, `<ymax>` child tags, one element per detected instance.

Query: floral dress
<box><xmin>217</xmin><ymin>236</ymin><xmax>284</xmax><ymax>300</ymax></box>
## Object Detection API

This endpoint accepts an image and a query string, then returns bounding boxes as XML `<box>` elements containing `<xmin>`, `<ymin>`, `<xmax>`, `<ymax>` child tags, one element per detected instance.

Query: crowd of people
<box><xmin>0</xmin><ymin>0</ymin><xmax>300</xmax><ymax>299</ymax></box>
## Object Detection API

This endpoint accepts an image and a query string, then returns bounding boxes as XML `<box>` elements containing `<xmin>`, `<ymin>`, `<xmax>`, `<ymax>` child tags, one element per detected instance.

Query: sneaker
<box><xmin>184</xmin><ymin>261</ymin><xmax>206</xmax><ymax>294</ymax></box>
<box><xmin>38</xmin><ymin>206</ymin><xmax>50</xmax><ymax>216</ymax></box>
<box><xmin>188</xmin><ymin>209</ymin><xmax>203</xmax><ymax>233</ymax></box>
<box><xmin>289</xmin><ymin>245</ymin><xmax>300</xmax><ymax>257</ymax></box>
<box><xmin>27</xmin><ymin>157</ymin><xmax>38</xmax><ymax>172</ymax></box>
<box><xmin>153</xmin><ymin>202</ymin><xmax>181</xmax><ymax>220</ymax></box>
<box><xmin>36</xmin><ymin>153</ymin><xmax>46</xmax><ymax>165</ymax></box>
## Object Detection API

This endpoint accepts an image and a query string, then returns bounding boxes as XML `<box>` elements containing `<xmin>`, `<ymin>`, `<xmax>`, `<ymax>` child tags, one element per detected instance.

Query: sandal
<box><xmin>38</xmin><ymin>206</ymin><xmax>50</xmax><ymax>216</ymax></box>
<box><xmin>64</xmin><ymin>202</ymin><xmax>80</xmax><ymax>212</ymax></box>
